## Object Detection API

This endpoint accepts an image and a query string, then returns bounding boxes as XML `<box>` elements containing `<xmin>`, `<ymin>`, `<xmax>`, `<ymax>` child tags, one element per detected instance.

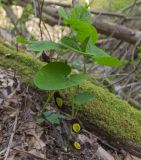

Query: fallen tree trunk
<box><xmin>0</xmin><ymin>40</ymin><xmax>141</xmax><ymax>157</ymax></box>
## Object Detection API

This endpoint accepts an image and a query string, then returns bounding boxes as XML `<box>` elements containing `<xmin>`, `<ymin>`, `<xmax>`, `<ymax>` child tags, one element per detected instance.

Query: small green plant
<box><xmin>17</xmin><ymin>4</ymin><xmax>123</xmax><ymax>123</ymax></box>
<box><xmin>27</xmin><ymin>4</ymin><xmax>122</xmax><ymax>68</ymax></box>
<box><xmin>37</xmin><ymin>111</ymin><xmax>64</xmax><ymax>124</ymax></box>
<box><xmin>34</xmin><ymin>61</ymin><xmax>87</xmax><ymax>120</ymax></box>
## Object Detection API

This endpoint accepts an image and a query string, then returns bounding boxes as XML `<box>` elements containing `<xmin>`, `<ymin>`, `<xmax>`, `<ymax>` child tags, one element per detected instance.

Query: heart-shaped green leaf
<box><xmin>34</xmin><ymin>62</ymin><xmax>87</xmax><ymax>90</ymax></box>
<box><xmin>27</xmin><ymin>41</ymin><xmax>64</xmax><ymax>51</ymax></box>
<box><xmin>73</xmin><ymin>91</ymin><xmax>95</xmax><ymax>105</ymax></box>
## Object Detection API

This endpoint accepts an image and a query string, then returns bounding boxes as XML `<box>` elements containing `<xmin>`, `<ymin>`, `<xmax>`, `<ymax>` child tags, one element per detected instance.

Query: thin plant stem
<box><xmin>84</xmin><ymin>62</ymin><xmax>87</xmax><ymax>73</ymax></box>
<box><xmin>83</xmin><ymin>56</ymin><xmax>87</xmax><ymax>74</ymax></box>
<box><xmin>74</xmin><ymin>106</ymin><xmax>80</xmax><ymax>118</ymax></box>
<box><xmin>71</xmin><ymin>97</ymin><xmax>75</xmax><ymax>118</ymax></box>
<box><xmin>38</xmin><ymin>91</ymin><xmax>54</xmax><ymax>116</ymax></box>
<box><xmin>37</xmin><ymin>0</ymin><xmax>44</xmax><ymax>40</ymax></box>
<box><xmin>71</xmin><ymin>85</ymin><xmax>80</xmax><ymax>118</ymax></box>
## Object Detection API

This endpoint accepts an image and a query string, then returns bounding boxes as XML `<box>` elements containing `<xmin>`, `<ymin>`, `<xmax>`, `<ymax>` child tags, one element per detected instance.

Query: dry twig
<box><xmin>4</xmin><ymin>110</ymin><xmax>18</xmax><ymax>160</ymax></box>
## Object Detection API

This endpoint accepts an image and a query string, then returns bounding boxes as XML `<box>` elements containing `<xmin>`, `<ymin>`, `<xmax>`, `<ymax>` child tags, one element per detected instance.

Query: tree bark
<box><xmin>93</xmin><ymin>20</ymin><xmax>141</xmax><ymax>44</ymax></box>
<box><xmin>0</xmin><ymin>39</ymin><xmax>141</xmax><ymax>158</ymax></box>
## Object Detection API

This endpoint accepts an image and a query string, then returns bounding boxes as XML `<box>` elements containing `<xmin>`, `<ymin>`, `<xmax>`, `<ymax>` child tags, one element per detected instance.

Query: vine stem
<box><xmin>83</xmin><ymin>56</ymin><xmax>87</xmax><ymax>74</ymax></box>
<box><xmin>71</xmin><ymin>97</ymin><xmax>75</xmax><ymax>118</ymax></box>
<box><xmin>38</xmin><ymin>91</ymin><xmax>54</xmax><ymax>116</ymax></box>
<box><xmin>71</xmin><ymin>85</ymin><xmax>80</xmax><ymax>118</ymax></box>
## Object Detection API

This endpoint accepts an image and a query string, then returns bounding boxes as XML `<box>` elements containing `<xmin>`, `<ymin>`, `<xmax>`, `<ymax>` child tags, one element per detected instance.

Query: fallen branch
<box><xmin>43</xmin><ymin>1</ymin><xmax>134</xmax><ymax>19</ymax></box>
<box><xmin>4</xmin><ymin>111</ymin><xmax>18</xmax><ymax>160</ymax></box>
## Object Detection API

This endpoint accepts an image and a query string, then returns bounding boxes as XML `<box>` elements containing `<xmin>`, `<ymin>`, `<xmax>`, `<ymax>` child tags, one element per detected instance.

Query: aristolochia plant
<box><xmin>16</xmin><ymin>4</ymin><xmax>123</xmax><ymax>123</ymax></box>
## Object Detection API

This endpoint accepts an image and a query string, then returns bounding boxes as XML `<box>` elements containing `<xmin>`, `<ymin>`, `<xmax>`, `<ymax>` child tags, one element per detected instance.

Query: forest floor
<box><xmin>0</xmin><ymin>0</ymin><xmax>141</xmax><ymax>159</ymax></box>
<box><xmin>0</xmin><ymin>68</ymin><xmax>139</xmax><ymax>160</ymax></box>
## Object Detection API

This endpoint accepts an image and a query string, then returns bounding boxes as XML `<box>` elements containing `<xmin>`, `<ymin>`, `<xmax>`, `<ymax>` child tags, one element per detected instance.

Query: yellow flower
<box><xmin>72</xmin><ymin>123</ymin><xmax>81</xmax><ymax>133</ymax></box>
<box><xmin>56</xmin><ymin>97</ymin><xmax>63</xmax><ymax>108</ymax></box>
<box><xmin>73</xmin><ymin>141</ymin><xmax>81</xmax><ymax>150</ymax></box>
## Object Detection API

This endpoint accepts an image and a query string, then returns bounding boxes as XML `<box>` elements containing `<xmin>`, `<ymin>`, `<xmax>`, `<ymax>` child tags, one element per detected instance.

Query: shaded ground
<box><xmin>0</xmin><ymin>68</ymin><xmax>140</xmax><ymax>160</ymax></box>
<box><xmin>0</xmin><ymin>68</ymin><xmax>98</xmax><ymax>160</ymax></box>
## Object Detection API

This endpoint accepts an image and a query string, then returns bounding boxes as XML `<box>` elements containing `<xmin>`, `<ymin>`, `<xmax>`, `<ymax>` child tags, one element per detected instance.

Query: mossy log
<box><xmin>0</xmin><ymin>40</ymin><xmax>141</xmax><ymax>157</ymax></box>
